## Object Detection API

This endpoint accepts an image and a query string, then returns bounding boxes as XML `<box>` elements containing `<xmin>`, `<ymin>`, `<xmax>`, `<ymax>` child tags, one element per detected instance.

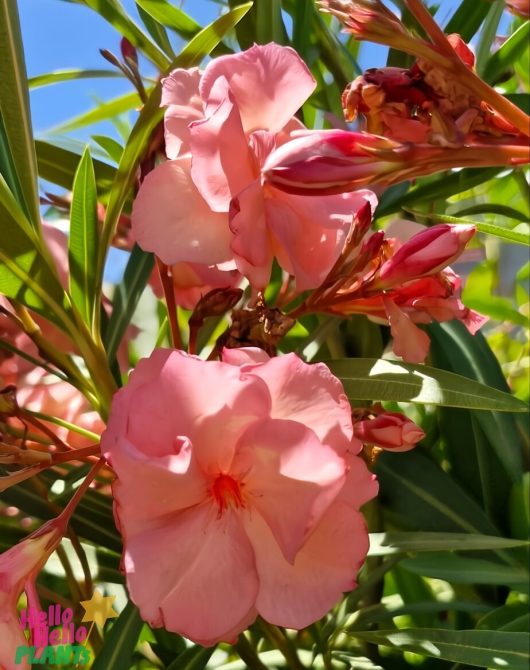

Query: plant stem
<box><xmin>258</xmin><ymin>620</ymin><xmax>306</xmax><ymax>670</ymax></box>
<box><xmin>234</xmin><ymin>634</ymin><xmax>270</xmax><ymax>670</ymax></box>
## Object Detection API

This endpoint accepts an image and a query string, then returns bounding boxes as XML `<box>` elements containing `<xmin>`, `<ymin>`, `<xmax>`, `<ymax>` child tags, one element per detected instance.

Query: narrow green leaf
<box><xmin>326</xmin><ymin>358</ymin><xmax>529</xmax><ymax>411</ymax></box>
<box><xmin>0</xmin><ymin>176</ymin><xmax>72</xmax><ymax>331</ymax></box>
<box><xmin>47</xmin><ymin>90</ymin><xmax>142</xmax><ymax>135</ymax></box>
<box><xmin>76</xmin><ymin>0</ymin><xmax>170</xmax><ymax>70</ymax></box>
<box><xmin>453</xmin><ymin>203</ymin><xmax>529</xmax><ymax>222</ymax></box>
<box><xmin>103</xmin><ymin>245</ymin><xmax>154</xmax><ymax>362</ymax></box>
<box><xmin>429</xmin><ymin>322</ymin><xmax>525</xmax><ymax>483</ymax></box>
<box><xmin>478</xmin><ymin>603</ymin><xmax>530</xmax><ymax>632</ymax></box>
<box><xmin>484</xmin><ymin>21</ymin><xmax>530</xmax><ymax>84</ymax></box>
<box><xmin>475</xmin><ymin>1</ymin><xmax>504</xmax><ymax>75</ymax></box>
<box><xmin>36</xmin><ymin>140</ymin><xmax>116</xmax><ymax>192</ymax></box>
<box><xmin>28</xmin><ymin>69</ymin><xmax>124</xmax><ymax>89</ymax></box>
<box><xmin>256</xmin><ymin>0</ymin><xmax>288</xmax><ymax>44</ymax></box>
<box><xmin>423</xmin><ymin>212</ymin><xmax>530</xmax><ymax>246</ymax></box>
<box><xmin>91</xmin><ymin>135</ymin><xmax>124</xmax><ymax>164</ymax></box>
<box><xmin>166</xmin><ymin>646</ymin><xmax>215</xmax><ymax>670</ymax></box>
<box><xmin>444</xmin><ymin>0</ymin><xmax>491</xmax><ymax>41</ymax></box>
<box><xmin>400</xmin><ymin>554</ymin><xmax>529</xmax><ymax>586</ymax></box>
<box><xmin>376</xmin><ymin>449</ymin><xmax>501</xmax><ymax>535</ymax></box>
<box><xmin>91</xmin><ymin>601</ymin><xmax>143</xmax><ymax>670</ymax></box>
<box><xmin>135</xmin><ymin>0</ymin><xmax>201</xmax><ymax>38</ymax></box>
<box><xmin>174</xmin><ymin>2</ymin><xmax>253</xmax><ymax>69</ymax></box>
<box><xmin>0</xmin><ymin>0</ymin><xmax>40</xmax><ymax>226</ymax></box>
<box><xmin>348</xmin><ymin>629</ymin><xmax>529</xmax><ymax>670</ymax></box>
<box><xmin>69</xmin><ymin>147</ymin><xmax>99</xmax><ymax>329</ymax></box>
<box><xmin>136</xmin><ymin>3</ymin><xmax>175</xmax><ymax>58</ymax></box>
<box><xmin>368</xmin><ymin>532</ymin><xmax>528</xmax><ymax>556</ymax></box>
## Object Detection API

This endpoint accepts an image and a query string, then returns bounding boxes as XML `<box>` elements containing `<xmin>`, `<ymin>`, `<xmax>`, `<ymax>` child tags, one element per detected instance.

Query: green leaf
<box><xmin>368</xmin><ymin>532</ymin><xmax>528</xmax><ymax>556</ymax></box>
<box><xmin>91</xmin><ymin>601</ymin><xmax>143</xmax><ymax>670</ymax></box>
<box><xmin>91</xmin><ymin>135</ymin><xmax>124</xmax><ymax>164</ymax></box>
<box><xmin>69</xmin><ymin>147</ymin><xmax>99</xmax><ymax>330</ymax></box>
<box><xmin>0</xmin><ymin>0</ymin><xmax>40</xmax><ymax>226</ymax></box>
<box><xmin>166</xmin><ymin>646</ymin><xmax>215</xmax><ymax>670</ymax></box>
<box><xmin>0</xmin><ymin>176</ymin><xmax>72</xmax><ymax>331</ymax></box>
<box><xmin>429</xmin><ymin>321</ymin><xmax>525</xmax><ymax>483</ymax></box>
<box><xmin>256</xmin><ymin>0</ymin><xmax>288</xmax><ymax>44</ymax></box>
<box><xmin>326</xmin><ymin>358</ymin><xmax>528</xmax><ymax>411</ymax></box>
<box><xmin>47</xmin><ymin>90</ymin><xmax>142</xmax><ymax>135</ymax></box>
<box><xmin>444</xmin><ymin>0</ymin><xmax>491</xmax><ymax>41</ymax></box>
<box><xmin>74</xmin><ymin>0</ymin><xmax>170</xmax><ymax>70</ymax></box>
<box><xmin>478</xmin><ymin>603</ymin><xmax>530</xmax><ymax>632</ymax></box>
<box><xmin>376</xmin><ymin>449</ymin><xmax>501</xmax><ymax>535</ymax></box>
<box><xmin>475</xmin><ymin>1</ymin><xmax>504</xmax><ymax>75</ymax></box>
<box><xmin>484</xmin><ymin>21</ymin><xmax>530</xmax><ymax>84</ymax></box>
<box><xmin>423</xmin><ymin>212</ymin><xmax>530</xmax><ymax>246</ymax></box>
<box><xmin>36</xmin><ymin>139</ymin><xmax>116</xmax><ymax>192</ymax></box>
<box><xmin>135</xmin><ymin>0</ymin><xmax>201</xmax><ymax>39</ymax></box>
<box><xmin>103</xmin><ymin>245</ymin><xmax>154</xmax><ymax>362</ymax></box>
<box><xmin>348</xmin><ymin>629</ymin><xmax>530</xmax><ymax>669</ymax></box>
<box><xmin>28</xmin><ymin>69</ymin><xmax>124</xmax><ymax>89</ymax></box>
<box><xmin>174</xmin><ymin>2</ymin><xmax>253</xmax><ymax>69</ymax></box>
<box><xmin>453</xmin><ymin>203</ymin><xmax>529</xmax><ymax>223</ymax></box>
<box><xmin>400</xmin><ymin>553</ymin><xmax>529</xmax><ymax>586</ymax></box>
<box><xmin>136</xmin><ymin>3</ymin><xmax>175</xmax><ymax>59</ymax></box>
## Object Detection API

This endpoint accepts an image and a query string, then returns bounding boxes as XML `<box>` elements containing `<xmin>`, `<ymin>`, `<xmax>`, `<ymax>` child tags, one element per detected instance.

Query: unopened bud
<box><xmin>353</xmin><ymin>411</ymin><xmax>425</xmax><ymax>451</ymax></box>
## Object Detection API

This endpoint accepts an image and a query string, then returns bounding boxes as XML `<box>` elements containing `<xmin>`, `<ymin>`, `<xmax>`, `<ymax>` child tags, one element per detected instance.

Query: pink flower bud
<box><xmin>353</xmin><ymin>412</ymin><xmax>425</xmax><ymax>452</ymax></box>
<box><xmin>375</xmin><ymin>224</ymin><xmax>476</xmax><ymax>288</ymax></box>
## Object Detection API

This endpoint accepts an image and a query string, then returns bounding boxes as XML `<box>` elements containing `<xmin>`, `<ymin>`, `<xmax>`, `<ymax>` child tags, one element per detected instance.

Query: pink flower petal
<box><xmin>229</xmin><ymin>180</ymin><xmax>274</xmax><ymax>289</ymax></box>
<box><xmin>237</xmin><ymin>419</ymin><xmax>346</xmax><ymax>563</ymax></box>
<box><xmin>124</xmin><ymin>505</ymin><xmax>258</xmax><ymax>645</ymax></box>
<box><xmin>384</xmin><ymin>296</ymin><xmax>431</xmax><ymax>363</ymax></box>
<box><xmin>108</xmin><ymin>437</ymin><xmax>207</xmax><ymax>525</ymax></box>
<box><xmin>131</xmin><ymin>158</ymin><xmax>232</xmax><ymax>266</ymax></box>
<box><xmin>245</xmin><ymin>501</ymin><xmax>369</xmax><ymax>628</ymax></box>
<box><xmin>338</xmin><ymin>454</ymin><xmax>379</xmax><ymax>509</ymax></box>
<box><xmin>161</xmin><ymin>68</ymin><xmax>204</xmax><ymax>159</ymax></box>
<box><xmin>265</xmin><ymin>187</ymin><xmax>376</xmax><ymax>290</ymax></box>
<box><xmin>200</xmin><ymin>43</ymin><xmax>316</xmax><ymax>134</ymax></box>
<box><xmin>105</xmin><ymin>349</ymin><xmax>271</xmax><ymax>473</ymax></box>
<box><xmin>221</xmin><ymin>347</ymin><xmax>271</xmax><ymax>367</ymax></box>
<box><xmin>190</xmin><ymin>95</ymin><xmax>256</xmax><ymax>211</ymax></box>
<box><xmin>245</xmin><ymin>353</ymin><xmax>353</xmax><ymax>454</ymax></box>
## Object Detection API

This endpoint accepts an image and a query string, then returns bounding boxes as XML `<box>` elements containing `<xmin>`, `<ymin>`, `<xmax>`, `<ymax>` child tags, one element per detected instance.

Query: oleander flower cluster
<box><xmin>4</xmin><ymin>0</ymin><xmax>527</xmax><ymax>660</ymax></box>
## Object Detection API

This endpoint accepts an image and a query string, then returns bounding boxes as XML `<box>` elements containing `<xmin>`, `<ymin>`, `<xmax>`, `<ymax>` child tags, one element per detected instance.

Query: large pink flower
<box><xmin>132</xmin><ymin>43</ymin><xmax>376</xmax><ymax>291</ymax></box>
<box><xmin>102</xmin><ymin>347</ymin><xmax>377</xmax><ymax>645</ymax></box>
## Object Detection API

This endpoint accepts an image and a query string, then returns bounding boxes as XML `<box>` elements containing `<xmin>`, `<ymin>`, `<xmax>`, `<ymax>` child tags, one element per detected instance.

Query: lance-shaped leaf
<box><xmin>91</xmin><ymin>602</ymin><xmax>144</xmax><ymax>670</ymax></box>
<box><xmin>347</xmin><ymin>629</ymin><xmax>529</xmax><ymax>670</ymax></box>
<box><xmin>69</xmin><ymin>147</ymin><xmax>99</xmax><ymax>330</ymax></box>
<box><xmin>0</xmin><ymin>176</ymin><xmax>72</xmax><ymax>332</ymax></box>
<box><xmin>0</xmin><ymin>0</ymin><xmax>40</xmax><ymax>227</ymax></box>
<box><xmin>368</xmin><ymin>532</ymin><xmax>529</xmax><ymax>556</ymax></box>
<box><xmin>326</xmin><ymin>358</ymin><xmax>528</xmax><ymax>411</ymax></box>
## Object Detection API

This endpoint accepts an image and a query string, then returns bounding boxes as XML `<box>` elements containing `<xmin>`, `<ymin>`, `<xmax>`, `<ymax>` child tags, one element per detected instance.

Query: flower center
<box><xmin>209</xmin><ymin>473</ymin><xmax>245</xmax><ymax>516</ymax></box>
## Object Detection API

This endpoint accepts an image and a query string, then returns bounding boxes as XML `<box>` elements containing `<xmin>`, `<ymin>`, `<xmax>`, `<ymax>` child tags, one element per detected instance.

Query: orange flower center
<box><xmin>209</xmin><ymin>474</ymin><xmax>245</xmax><ymax>516</ymax></box>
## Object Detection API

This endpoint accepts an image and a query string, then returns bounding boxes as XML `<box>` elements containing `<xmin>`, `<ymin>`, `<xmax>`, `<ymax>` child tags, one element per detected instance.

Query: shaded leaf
<box><xmin>91</xmin><ymin>601</ymin><xmax>143</xmax><ymax>670</ymax></box>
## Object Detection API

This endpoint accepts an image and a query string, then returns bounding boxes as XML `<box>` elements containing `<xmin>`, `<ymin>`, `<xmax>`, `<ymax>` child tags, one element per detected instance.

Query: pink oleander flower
<box><xmin>131</xmin><ymin>43</ymin><xmax>376</xmax><ymax>290</ymax></box>
<box><xmin>353</xmin><ymin>411</ymin><xmax>425</xmax><ymax>451</ymax></box>
<box><xmin>0</xmin><ymin>522</ymin><xmax>64</xmax><ymax>670</ymax></box>
<box><xmin>102</xmin><ymin>347</ymin><xmax>377</xmax><ymax>645</ymax></box>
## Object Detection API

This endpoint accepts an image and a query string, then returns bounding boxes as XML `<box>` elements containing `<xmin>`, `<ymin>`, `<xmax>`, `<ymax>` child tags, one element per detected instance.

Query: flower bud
<box><xmin>353</xmin><ymin>412</ymin><xmax>425</xmax><ymax>451</ymax></box>
<box><xmin>375</xmin><ymin>224</ymin><xmax>475</xmax><ymax>288</ymax></box>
